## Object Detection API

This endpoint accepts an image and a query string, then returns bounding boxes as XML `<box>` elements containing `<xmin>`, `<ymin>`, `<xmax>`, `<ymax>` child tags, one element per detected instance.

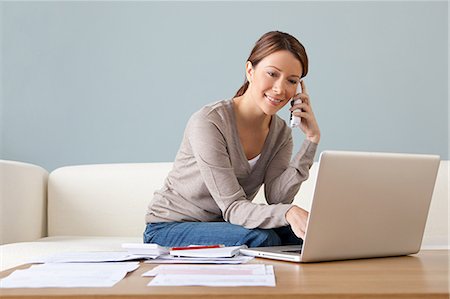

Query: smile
<box><xmin>265</xmin><ymin>94</ymin><xmax>283</xmax><ymax>105</ymax></box>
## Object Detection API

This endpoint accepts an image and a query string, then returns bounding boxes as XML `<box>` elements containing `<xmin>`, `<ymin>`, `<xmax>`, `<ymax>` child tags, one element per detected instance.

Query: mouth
<box><xmin>265</xmin><ymin>94</ymin><xmax>283</xmax><ymax>105</ymax></box>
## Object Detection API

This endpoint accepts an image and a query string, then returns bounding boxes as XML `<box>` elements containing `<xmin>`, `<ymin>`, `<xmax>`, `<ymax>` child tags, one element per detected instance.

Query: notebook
<box><xmin>240</xmin><ymin>151</ymin><xmax>440</xmax><ymax>263</ymax></box>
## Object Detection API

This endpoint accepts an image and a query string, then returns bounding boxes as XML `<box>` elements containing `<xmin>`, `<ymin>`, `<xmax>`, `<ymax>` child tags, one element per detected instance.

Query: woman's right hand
<box><xmin>285</xmin><ymin>205</ymin><xmax>309</xmax><ymax>239</ymax></box>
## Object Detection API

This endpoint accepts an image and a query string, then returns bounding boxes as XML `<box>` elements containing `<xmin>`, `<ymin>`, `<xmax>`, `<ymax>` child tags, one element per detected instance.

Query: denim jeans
<box><xmin>143</xmin><ymin>222</ymin><xmax>303</xmax><ymax>248</ymax></box>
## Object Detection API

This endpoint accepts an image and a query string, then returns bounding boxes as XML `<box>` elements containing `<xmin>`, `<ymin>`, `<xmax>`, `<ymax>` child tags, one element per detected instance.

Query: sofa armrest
<box><xmin>0</xmin><ymin>160</ymin><xmax>48</xmax><ymax>244</ymax></box>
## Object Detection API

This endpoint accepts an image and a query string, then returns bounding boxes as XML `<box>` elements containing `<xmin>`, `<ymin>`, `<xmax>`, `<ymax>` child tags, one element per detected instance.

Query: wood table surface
<box><xmin>0</xmin><ymin>250</ymin><xmax>448</xmax><ymax>299</ymax></box>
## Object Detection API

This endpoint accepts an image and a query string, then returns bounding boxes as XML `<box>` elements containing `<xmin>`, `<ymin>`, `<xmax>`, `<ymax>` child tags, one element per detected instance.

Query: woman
<box><xmin>144</xmin><ymin>31</ymin><xmax>320</xmax><ymax>248</ymax></box>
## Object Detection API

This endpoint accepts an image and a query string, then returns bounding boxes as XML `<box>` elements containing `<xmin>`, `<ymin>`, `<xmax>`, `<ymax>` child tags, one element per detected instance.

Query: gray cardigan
<box><xmin>145</xmin><ymin>99</ymin><xmax>317</xmax><ymax>228</ymax></box>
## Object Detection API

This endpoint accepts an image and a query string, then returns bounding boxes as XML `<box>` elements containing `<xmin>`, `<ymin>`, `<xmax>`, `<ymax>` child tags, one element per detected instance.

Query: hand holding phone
<box><xmin>289</xmin><ymin>83</ymin><xmax>302</xmax><ymax>128</ymax></box>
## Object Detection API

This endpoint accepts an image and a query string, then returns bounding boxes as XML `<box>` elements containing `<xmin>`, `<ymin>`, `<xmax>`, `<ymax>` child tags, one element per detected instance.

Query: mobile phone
<box><xmin>289</xmin><ymin>82</ymin><xmax>302</xmax><ymax>128</ymax></box>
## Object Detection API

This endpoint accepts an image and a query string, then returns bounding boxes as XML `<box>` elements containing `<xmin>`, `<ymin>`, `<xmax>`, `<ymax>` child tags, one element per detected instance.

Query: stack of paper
<box><xmin>0</xmin><ymin>262</ymin><xmax>139</xmax><ymax>288</ymax></box>
<box><xmin>145</xmin><ymin>255</ymin><xmax>254</xmax><ymax>264</ymax></box>
<box><xmin>30</xmin><ymin>246</ymin><xmax>252</xmax><ymax>268</ymax></box>
<box><xmin>169</xmin><ymin>245</ymin><xmax>245</xmax><ymax>258</ymax></box>
<box><xmin>143</xmin><ymin>264</ymin><xmax>276</xmax><ymax>286</ymax></box>
<box><xmin>37</xmin><ymin>251</ymin><xmax>148</xmax><ymax>263</ymax></box>
<box><xmin>122</xmin><ymin>243</ymin><xmax>169</xmax><ymax>258</ymax></box>
<box><xmin>121</xmin><ymin>243</ymin><xmax>251</xmax><ymax>263</ymax></box>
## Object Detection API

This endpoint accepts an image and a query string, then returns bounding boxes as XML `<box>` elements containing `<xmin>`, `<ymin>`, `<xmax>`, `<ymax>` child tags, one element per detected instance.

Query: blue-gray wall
<box><xmin>1</xmin><ymin>1</ymin><xmax>448</xmax><ymax>171</ymax></box>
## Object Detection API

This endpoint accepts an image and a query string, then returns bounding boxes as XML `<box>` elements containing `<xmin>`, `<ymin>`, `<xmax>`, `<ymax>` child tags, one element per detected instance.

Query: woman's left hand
<box><xmin>289</xmin><ymin>80</ymin><xmax>321</xmax><ymax>144</ymax></box>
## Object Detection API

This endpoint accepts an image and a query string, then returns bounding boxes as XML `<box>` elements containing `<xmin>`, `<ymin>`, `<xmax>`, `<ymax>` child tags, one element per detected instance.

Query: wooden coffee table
<box><xmin>1</xmin><ymin>250</ymin><xmax>448</xmax><ymax>299</ymax></box>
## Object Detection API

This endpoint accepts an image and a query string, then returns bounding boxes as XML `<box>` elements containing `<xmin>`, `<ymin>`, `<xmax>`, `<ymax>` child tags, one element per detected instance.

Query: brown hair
<box><xmin>234</xmin><ymin>31</ymin><xmax>308</xmax><ymax>98</ymax></box>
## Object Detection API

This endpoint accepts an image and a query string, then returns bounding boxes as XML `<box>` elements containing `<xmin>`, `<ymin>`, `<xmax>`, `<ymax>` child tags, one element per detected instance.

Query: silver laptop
<box><xmin>240</xmin><ymin>151</ymin><xmax>440</xmax><ymax>263</ymax></box>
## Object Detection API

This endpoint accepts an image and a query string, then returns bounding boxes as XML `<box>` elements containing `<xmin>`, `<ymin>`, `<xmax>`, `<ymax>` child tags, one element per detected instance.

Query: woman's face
<box><xmin>246</xmin><ymin>50</ymin><xmax>302</xmax><ymax>116</ymax></box>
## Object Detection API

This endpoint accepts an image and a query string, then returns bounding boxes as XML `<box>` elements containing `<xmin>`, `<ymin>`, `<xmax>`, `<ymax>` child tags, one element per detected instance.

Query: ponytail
<box><xmin>234</xmin><ymin>80</ymin><xmax>249</xmax><ymax>98</ymax></box>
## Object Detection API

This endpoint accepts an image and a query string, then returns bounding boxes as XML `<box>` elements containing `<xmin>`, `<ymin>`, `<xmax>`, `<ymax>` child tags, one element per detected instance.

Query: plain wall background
<box><xmin>1</xmin><ymin>1</ymin><xmax>448</xmax><ymax>171</ymax></box>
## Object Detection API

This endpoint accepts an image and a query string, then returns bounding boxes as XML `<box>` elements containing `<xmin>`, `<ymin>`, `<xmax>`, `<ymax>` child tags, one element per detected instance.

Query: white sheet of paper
<box><xmin>122</xmin><ymin>243</ymin><xmax>169</xmax><ymax>256</ymax></box>
<box><xmin>29</xmin><ymin>262</ymin><xmax>140</xmax><ymax>272</ymax></box>
<box><xmin>147</xmin><ymin>265</ymin><xmax>275</xmax><ymax>287</ymax></box>
<box><xmin>0</xmin><ymin>262</ymin><xmax>139</xmax><ymax>288</ymax></box>
<box><xmin>143</xmin><ymin>264</ymin><xmax>267</xmax><ymax>276</ymax></box>
<box><xmin>169</xmin><ymin>245</ymin><xmax>246</xmax><ymax>258</ymax></box>
<box><xmin>144</xmin><ymin>254</ymin><xmax>253</xmax><ymax>264</ymax></box>
<box><xmin>35</xmin><ymin>251</ymin><xmax>155</xmax><ymax>263</ymax></box>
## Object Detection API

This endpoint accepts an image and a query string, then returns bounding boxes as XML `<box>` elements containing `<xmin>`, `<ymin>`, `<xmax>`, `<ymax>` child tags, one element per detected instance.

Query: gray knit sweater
<box><xmin>145</xmin><ymin>99</ymin><xmax>317</xmax><ymax>228</ymax></box>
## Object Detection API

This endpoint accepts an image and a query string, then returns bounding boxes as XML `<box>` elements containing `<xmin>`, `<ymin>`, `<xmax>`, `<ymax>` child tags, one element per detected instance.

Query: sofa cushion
<box><xmin>48</xmin><ymin>163</ymin><xmax>173</xmax><ymax>237</ymax></box>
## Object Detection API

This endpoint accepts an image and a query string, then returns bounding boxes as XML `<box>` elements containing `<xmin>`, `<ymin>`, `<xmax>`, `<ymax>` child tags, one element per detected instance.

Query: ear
<box><xmin>245</xmin><ymin>61</ymin><xmax>254</xmax><ymax>83</ymax></box>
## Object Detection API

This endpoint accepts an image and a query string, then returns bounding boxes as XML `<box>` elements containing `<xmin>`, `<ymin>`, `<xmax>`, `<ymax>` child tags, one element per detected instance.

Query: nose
<box><xmin>272</xmin><ymin>79</ymin><xmax>285</xmax><ymax>95</ymax></box>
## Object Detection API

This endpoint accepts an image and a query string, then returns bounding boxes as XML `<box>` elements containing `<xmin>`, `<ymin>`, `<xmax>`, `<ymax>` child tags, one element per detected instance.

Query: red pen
<box><xmin>170</xmin><ymin>244</ymin><xmax>224</xmax><ymax>251</ymax></box>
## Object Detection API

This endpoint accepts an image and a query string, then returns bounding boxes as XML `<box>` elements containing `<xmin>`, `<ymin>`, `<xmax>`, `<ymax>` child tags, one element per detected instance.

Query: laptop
<box><xmin>240</xmin><ymin>150</ymin><xmax>440</xmax><ymax>263</ymax></box>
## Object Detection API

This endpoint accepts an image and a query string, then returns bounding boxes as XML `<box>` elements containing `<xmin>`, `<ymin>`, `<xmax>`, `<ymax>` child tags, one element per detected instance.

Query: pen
<box><xmin>170</xmin><ymin>244</ymin><xmax>224</xmax><ymax>251</ymax></box>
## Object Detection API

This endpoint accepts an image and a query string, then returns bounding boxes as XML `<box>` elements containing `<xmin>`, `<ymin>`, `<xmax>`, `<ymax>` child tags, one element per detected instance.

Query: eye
<box><xmin>267</xmin><ymin>71</ymin><xmax>276</xmax><ymax>77</ymax></box>
<box><xmin>289</xmin><ymin>80</ymin><xmax>298</xmax><ymax>85</ymax></box>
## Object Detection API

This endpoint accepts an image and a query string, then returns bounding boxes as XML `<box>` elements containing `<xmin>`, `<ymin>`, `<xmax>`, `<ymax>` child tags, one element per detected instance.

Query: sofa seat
<box><xmin>0</xmin><ymin>236</ymin><xmax>141</xmax><ymax>271</ymax></box>
<box><xmin>1</xmin><ymin>159</ymin><xmax>448</xmax><ymax>272</ymax></box>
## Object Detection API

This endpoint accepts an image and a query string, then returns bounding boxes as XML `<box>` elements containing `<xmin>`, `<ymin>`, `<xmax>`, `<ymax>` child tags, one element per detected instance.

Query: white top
<box><xmin>248</xmin><ymin>154</ymin><xmax>261</xmax><ymax>170</ymax></box>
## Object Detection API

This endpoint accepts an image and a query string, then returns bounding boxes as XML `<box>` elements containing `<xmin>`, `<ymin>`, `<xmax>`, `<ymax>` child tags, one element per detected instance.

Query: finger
<box><xmin>295</xmin><ymin>228</ymin><xmax>305</xmax><ymax>239</ymax></box>
<box><xmin>299</xmin><ymin>228</ymin><xmax>306</xmax><ymax>239</ymax></box>
<box><xmin>291</xmin><ymin>93</ymin><xmax>302</xmax><ymax>101</ymax></box>
<box><xmin>292</xmin><ymin>93</ymin><xmax>309</xmax><ymax>105</ymax></box>
<box><xmin>300</xmin><ymin>79</ymin><xmax>309</xmax><ymax>95</ymax></box>
<box><xmin>292</xmin><ymin>111</ymin><xmax>310</xmax><ymax>119</ymax></box>
<box><xmin>289</xmin><ymin>102</ymin><xmax>310</xmax><ymax>112</ymax></box>
<box><xmin>292</xmin><ymin>109</ymin><xmax>315</xmax><ymax>120</ymax></box>
<box><xmin>300</xmin><ymin>93</ymin><xmax>309</xmax><ymax>104</ymax></box>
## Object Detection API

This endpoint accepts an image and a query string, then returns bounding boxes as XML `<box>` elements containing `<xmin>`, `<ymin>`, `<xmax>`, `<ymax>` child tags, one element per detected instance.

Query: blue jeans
<box><xmin>143</xmin><ymin>222</ymin><xmax>302</xmax><ymax>248</ymax></box>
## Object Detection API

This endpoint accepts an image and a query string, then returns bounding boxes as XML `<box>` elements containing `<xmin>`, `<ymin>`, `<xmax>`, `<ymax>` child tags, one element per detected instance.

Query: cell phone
<box><xmin>289</xmin><ymin>82</ymin><xmax>302</xmax><ymax>128</ymax></box>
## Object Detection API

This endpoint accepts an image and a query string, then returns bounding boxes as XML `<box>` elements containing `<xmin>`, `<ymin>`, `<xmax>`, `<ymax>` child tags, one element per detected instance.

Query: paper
<box><xmin>0</xmin><ymin>262</ymin><xmax>139</xmax><ymax>288</ymax></box>
<box><xmin>148</xmin><ymin>265</ymin><xmax>275</xmax><ymax>287</ymax></box>
<box><xmin>149</xmin><ymin>273</ymin><xmax>276</xmax><ymax>286</ymax></box>
<box><xmin>144</xmin><ymin>254</ymin><xmax>254</xmax><ymax>264</ymax></box>
<box><xmin>143</xmin><ymin>264</ymin><xmax>268</xmax><ymax>276</ymax></box>
<box><xmin>169</xmin><ymin>245</ymin><xmax>247</xmax><ymax>258</ymax></box>
<box><xmin>122</xmin><ymin>243</ymin><xmax>169</xmax><ymax>257</ymax></box>
<box><xmin>37</xmin><ymin>251</ymin><xmax>152</xmax><ymax>263</ymax></box>
<box><xmin>121</xmin><ymin>243</ymin><xmax>247</xmax><ymax>259</ymax></box>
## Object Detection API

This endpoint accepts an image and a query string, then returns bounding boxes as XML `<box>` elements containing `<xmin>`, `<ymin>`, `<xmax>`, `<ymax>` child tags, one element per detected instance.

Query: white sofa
<box><xmin>1</xmin><ymin>159</ymin><xmax>448</xmax><ymax>271</ymax></box>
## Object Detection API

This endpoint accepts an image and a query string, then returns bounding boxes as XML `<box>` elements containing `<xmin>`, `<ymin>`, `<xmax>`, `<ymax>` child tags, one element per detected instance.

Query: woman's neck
<box><xmin>232</xmin><ymin>94</ymin><xmax>271</xmax><ymax>130</ymax></box>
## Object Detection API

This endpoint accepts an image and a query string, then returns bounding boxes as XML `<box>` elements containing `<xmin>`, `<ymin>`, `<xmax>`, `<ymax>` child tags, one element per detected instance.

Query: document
<box><xmin>149</xmin><ymin>273</ymin><xmax>276</xmax><ymax>287</ymax></box>
<box><xmin>144</xmin><ymin>254</ymin><xmax>254</xmax><ymax>264</ymax></box>
<box><xmin>122</xmin><ymin>243</ymin><xmax>247</xmax><ymax>259</ymax></box>
<box><xmin>143</xmin><ymin>264</ymin><xmax>268</xmax><ymax>276</ymax></box>
<box><xmin>146</xmin><ymin>264</ymin><xmax>275</xmax><ymax>287</ymax></box>
<box><xmin>0</xmin><ymin>262</ymin><xmax>139</xmax><ymax>288</ymax></box>
<box><xmin>35</xmin><ymin>250</ymin><xmax>252</xmax><ymax>265</ymax></box>
<box><xmin>169</xmin><ymin>245</ymin><xmax>247</xmax><ymax>258</ymax></box>
<box><xmin>122</xmin><ymin>243</ymin><xmax>169</xmax><ymax>257</ymax></box>
<box><xmin>37</xmin><ymin>251</ymin><xmax>152</xmax><ymax>263</ymax></box>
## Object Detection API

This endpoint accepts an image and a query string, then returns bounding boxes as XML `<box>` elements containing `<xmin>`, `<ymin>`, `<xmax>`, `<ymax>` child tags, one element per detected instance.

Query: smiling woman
<box><xmin>240</xmin><ymin>50</ymin><xmax>302</xmax><ymax>115</ymax></box>
<box><xmin>144</xmin><ymin>31</ymin><xmax>321</xmax><ymax>247</ymax></box>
